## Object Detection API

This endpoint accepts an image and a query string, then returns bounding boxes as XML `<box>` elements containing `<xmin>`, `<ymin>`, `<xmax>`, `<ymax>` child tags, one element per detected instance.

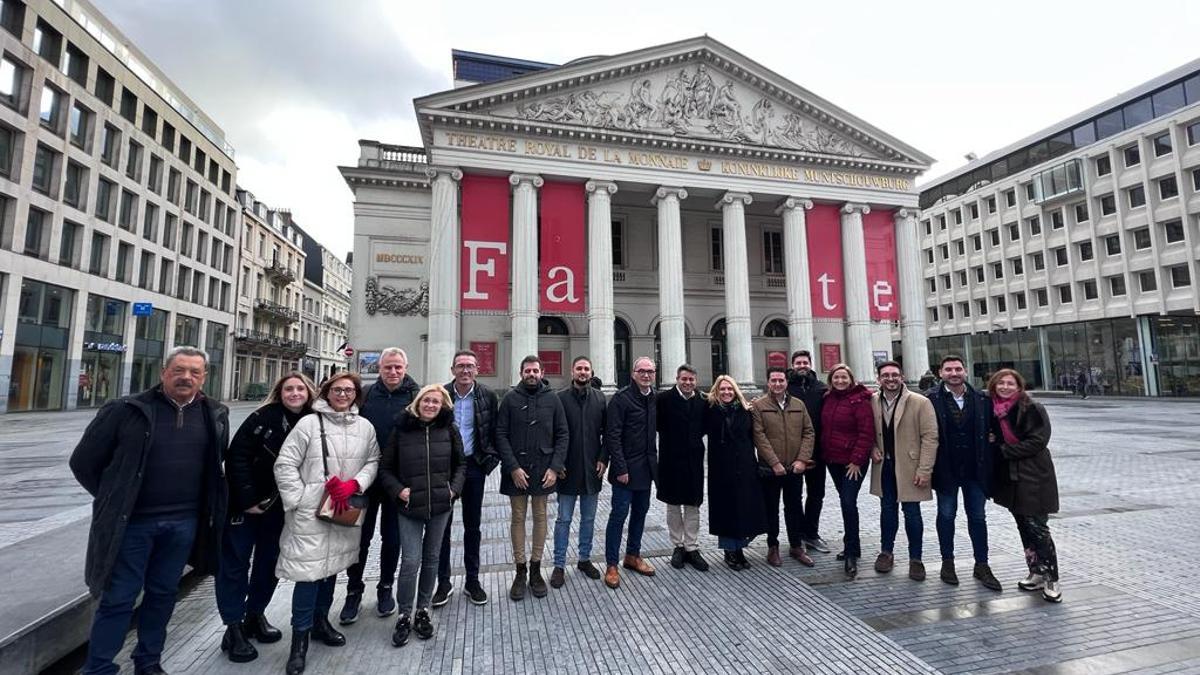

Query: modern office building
<box><xmin>0</xmin><ymin>0</ymin><xmax>239</xmax><ymax>411</ymax></box>
<box><xmin>919</xmin><ymin>58</ymin><xmax>1200</xmax><ymax>396</ymax></box>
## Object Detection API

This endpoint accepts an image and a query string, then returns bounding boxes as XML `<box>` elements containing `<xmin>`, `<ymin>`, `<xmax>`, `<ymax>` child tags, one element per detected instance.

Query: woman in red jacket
<box><xmin>820</xmin><ymin>363</ymin><xmax>876</xmax><ymax>578</ymax></box>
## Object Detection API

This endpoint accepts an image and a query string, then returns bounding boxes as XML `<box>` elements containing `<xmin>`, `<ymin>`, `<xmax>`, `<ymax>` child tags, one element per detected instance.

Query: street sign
<box><xmin>344</xmin><ymin>347</ymin><xmax>354</xmax><ymax>357</ymax></box>
<box><xmin>132</xmin><ymin>302</ymin><xmax>153</xmax><ymax>316</ymax></box>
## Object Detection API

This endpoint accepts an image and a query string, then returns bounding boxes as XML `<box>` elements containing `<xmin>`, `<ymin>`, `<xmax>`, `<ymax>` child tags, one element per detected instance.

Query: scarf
<box><xmin>992</xmin><ymin>395</ymin><xmax>1021</xmax><ymax>446</ymax></box>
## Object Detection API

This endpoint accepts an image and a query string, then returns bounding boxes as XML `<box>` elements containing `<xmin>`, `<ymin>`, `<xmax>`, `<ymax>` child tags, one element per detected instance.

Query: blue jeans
<box><xmin>936</xmin><ymin>480</ymin><xmax>989</xmax><ymax>564</ymax></box>
<box><xmin>718</xmin><ymin>536</ymin><xmax>754</xmax><ymax>551</ymax></box>
<box><xmin>396</xmin><ymin>511</ymin><xmax>450</xmax><ymax>617</ymax></box>
<box><xmin>291</xmin><ymin>576</ymin><xmax>336</xmax><ymax>631</ymax></box>
<box><xmin>605</xmin><ymin>485</ymin><xmax>650</xmax><ymax>566</ymax></box>
<box><xmin>553</xmin><ymin>493</ymin><xmax>599</xmax><ymax>568</ymax></box>
<box><xmin>828</xmin><ymin>463</ymin><xmax>865</xmax><ymax>559</ymax></box>
<box><xmin>84</xmin><ymin>517</ymin><xmax>197</xmax><ymax>675</ymax></box>
<box><xmin>214</xmin><ymin>505</ymin><xmax>283</xmax><ymax>624</ymax></box>
<box><xmin>879</xmin><ymin>454</ymin><xmax>923</xmax><ymax>560</ymax></box>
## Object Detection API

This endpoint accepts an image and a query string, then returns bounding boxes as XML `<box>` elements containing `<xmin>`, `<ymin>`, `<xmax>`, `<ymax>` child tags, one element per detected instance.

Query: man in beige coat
<box><xmin>869</xmin><ymin>361</ymin><xmax>938</xmax><ymax>581</ymax></box>
<box><xmin>751</xmin><ymin>367</ymin><xmax>816</xmax><ymax>567</ymax></box>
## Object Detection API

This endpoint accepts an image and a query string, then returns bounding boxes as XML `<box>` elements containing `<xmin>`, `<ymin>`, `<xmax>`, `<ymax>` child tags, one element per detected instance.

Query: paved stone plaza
<box><xmin>6</xmin><ymin>397</ymin><xmax>1200</xmax><ymax>673</ymax></box>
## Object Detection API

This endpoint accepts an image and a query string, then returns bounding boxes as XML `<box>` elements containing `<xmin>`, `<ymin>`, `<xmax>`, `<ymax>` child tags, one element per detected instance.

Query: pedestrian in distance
<box><xmin>656</xmin><ymin>364</ymin><xmax>710</xmax><ymax>572</ymax></box>
<box><xmin>551</xmin><ymin>357</ymin><xmax>608</xmax><ymax>588</ymax></box>
<box><xmin>275</xmin><ymin>372</ymin><xmax>380</xmax><ymax>675</ymax></box>
<box><xmin>787</xmin><ymin>350</ymin><xmax>832</xmax><ymax>554</ymax></box>
<box><xmin>987</xmin><ymin>369</ymin><xmax>1062</xmax><ymax>602</ymax></box>
<box><xmin>751</xmin><ymin>366</ymin><xmax>817</xmax><ymax>567</ymax></box>
<box><xmin>603</xmin><ymin>356</ymin><xmax>660</xmax><ymax>588</ymax></box>
<box><xmin>820</xmin><ymin>363</ymin><xmax>875</xmax><ymax>579</ymax></box>
<box><xmin>377</xmin><ymin>384</ymin><xmax>466</xmax><ymax>647</ymax></box>
<box><xmin>704</xmin><ymin>375</ymin><xmax>767</xmax><ymax>571</ymax></box>
<box><xmin>216</xmin><ymin>371</ymin><xmax>317</xmax><ymax>663</ymax></box>
<box><xmin>868</xmin><ymin>361</ymin><xmax>938</xmax><ymax>582</ymax></box>
<box><xmin>496</xmin><ymin>355</ymin><xmax>569</xmax><ymax>601</ymax></box>
<box><xmin>70</xmin><ymin>346</ymin><xmax>229</xmax><ymax>675</ymax></box>
<box><xmin>918</xmin><ymin>370</ymin><xmax>937</xmax><ymax>391</ymax></box>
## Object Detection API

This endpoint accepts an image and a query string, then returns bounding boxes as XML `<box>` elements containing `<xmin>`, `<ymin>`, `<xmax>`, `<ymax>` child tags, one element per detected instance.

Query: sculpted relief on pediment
<box><xmin>503</xmin><ymin>63</ymin><xmax>875</xmax><ymax>158</ymax></box>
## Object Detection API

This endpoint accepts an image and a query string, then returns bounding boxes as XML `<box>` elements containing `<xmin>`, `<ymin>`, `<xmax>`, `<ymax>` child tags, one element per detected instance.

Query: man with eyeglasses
<box><xmin>868</xmin><ymin>361</ymin><xmax>938</xmax><ymax>581</ymax></box>
<box><xmin>603</xmin><ymin>356</ymin><xmax>659</xmax><ymax>589</ymax></box>
<box><xmin>340</xmin><ymin>347</ymin><xmax>419</xmax><ymax>624</ymax></box>
<box><xmin>433</xmin><ymin>349</ymin><xmax>499</xmax><ymax>606</ymax></box>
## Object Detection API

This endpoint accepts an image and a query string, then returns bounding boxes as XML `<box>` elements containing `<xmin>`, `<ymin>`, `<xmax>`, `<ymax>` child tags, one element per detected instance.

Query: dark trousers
<box><xmin>438</xmin><ymin>461</ymin><xmax>486</xmax><ymax>584</ymax></box>
<box><xmin>345</xmin><ymin>486</ymin><xmax>399</xmax><ymax>593</ymax></box>
<box><xmin>215</xmin><ymin>506</ymin><xmax>283</xmax><ymax>625</ymax></box>
<box><xmin>800</xmin><ymin>454</ymin><xmax>826</xmax><ymax>539</ymax></box>
<box><xmin>84</xmin><ymin>517</ymin><xmax>197</xmax><ymax>675</ymax></box>
<box><xmin>605</xmin><ymin>485</ymin><xmax>650</xmax><ymax>565</ymax></box>
<box><xmin>291</xmin><ymin>576</ymin><xmax>336</xmax><ymax>632</ymax></box>
<box><xmin>760</xmin><ymin>473</ymin><xmax>805</xmax><ymax>548</ymax></box>
<box><xmin>1013</xmin><ymin>513</ymin><xmax>1058</xmax><ymax>581</ymax></box>
<box><xmin>828</xmin><ymin>463</ymin><xmax>865</xmax><ymax>559</ymax></box>
<box><xmin>879</xmin><ymin>454</ymin><xmax>923</xmax><ymax>559</ymax></box>
<box><xmin>936</xmin><ymin>479</ymin><xmax>989</xmax><ymax>564</ymax></box>
<box><xmin>398</xmin><ymin>511</ymin><xmax>451</xmax><ymax>616</ymax></box>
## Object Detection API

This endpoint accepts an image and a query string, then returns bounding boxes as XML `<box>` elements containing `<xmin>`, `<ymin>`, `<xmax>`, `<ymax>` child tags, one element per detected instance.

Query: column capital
<box><xmin>585</xmin><ymin>180</ymin><xmax>618</xmax><ymax>195</ymax></box>
<box><xmin>652</xmin><ymin>186</ymin><xmax>688</xmax><ymax>205</ymax></box>
<box><xmin>774</xmin><ymin>197</ymin><xmax>814</xmax><ymax>215</ymax></box>
<box><xmin>841</xmin><ymin>202</ymin><xmax>871</xmax><ymax>216</ymax></box>
<box><xmin>424</xmin><ymin>166</ymin><xmax>463</xmax><ymax>182</ymax></box>
<box><xmin>715</xmin><ymin>191</ymin><xmax>753</xmax><ymax>210</ymax></box>
<box><xmin>895</xmin><ymin>207</ymin><xmax>919</xmax><ymax>221</ymax></box>
<box><xmin>509</xmin><ymin>173</ymin><xmax>544</xmax><ymax>188</ymax></box>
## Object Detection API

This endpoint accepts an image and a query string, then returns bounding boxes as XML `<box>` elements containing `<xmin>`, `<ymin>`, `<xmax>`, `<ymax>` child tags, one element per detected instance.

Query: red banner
<box><xmin>539</xmin><ymin>181</ymin><xmax>585</xmax><ymax>313</ymax></box>
<box><xmin>863</xmin><ymin>209</ymin><xmax>900</xmax><ymax>321</ymax></box>
<box><xmin>807</xmin><ymin>203</ymin><xmax>844</xmax><ymax>318</ymax></box>
<box><xmin>460</xmin><ymin>174</ymin><xmax>510</xmax><ymax>311</ymax></box>
<box><xmin>820</xmin><ymin>343</ymin><xmax>842</xmax><ymax>371</ymax></box>
<box><xmin>538</xmin><ymin>350</ymin><xmax>563</xmax><ymax>376</ymax></box>
<box><xmin>766</xmin><ymin>350</ymin><xmax>788</xmax><ymax>369</ymax></box>
<box><xmin>470</xmin><ymin>341</ymin><xmax>496</xmax><ymax>376</ymax></box>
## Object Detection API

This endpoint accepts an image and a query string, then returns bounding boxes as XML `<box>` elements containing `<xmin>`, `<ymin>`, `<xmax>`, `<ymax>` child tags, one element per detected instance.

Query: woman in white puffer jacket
<box><xmin>274</xmin><ymin>372</ymin><xmax>378</xmax><ymax>675</ymax></box>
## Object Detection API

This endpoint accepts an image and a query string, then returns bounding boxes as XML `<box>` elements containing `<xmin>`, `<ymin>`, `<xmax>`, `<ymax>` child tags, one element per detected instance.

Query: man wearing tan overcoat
<box><xmin>869</xmin><ymin>360</ymin><xmax>938</xmax><ymax>581</ymax></box>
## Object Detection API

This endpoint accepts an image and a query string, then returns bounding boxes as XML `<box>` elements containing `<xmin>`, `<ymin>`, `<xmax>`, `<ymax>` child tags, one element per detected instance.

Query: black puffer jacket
<box><xmin>444</xmin><ymin>380</ymin><xmax>500</xmax><ymax>474</ymax></box>
<box><xmin>224</xmin><ymin>403</ymin><xmax>305</xmax><ymax>512</ymax></box>
<box><xmin>377</xmin><ymin>408</ymin><xmax>466</xmax><ymax>520</ymax></box>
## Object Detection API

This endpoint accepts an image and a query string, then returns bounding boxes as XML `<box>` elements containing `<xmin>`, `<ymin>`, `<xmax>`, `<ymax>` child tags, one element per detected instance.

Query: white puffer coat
<box><xmin>275</xmin><ymin>399</ymin><xmax>379</xmax><ymax>582</ymax></box>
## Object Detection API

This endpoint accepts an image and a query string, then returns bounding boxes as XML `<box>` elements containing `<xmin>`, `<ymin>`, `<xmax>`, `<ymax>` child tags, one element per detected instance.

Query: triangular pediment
<box><xmin>416</xmin><ymin>37</ymin><xmax>934</xmax><ymax>169</ymax></box>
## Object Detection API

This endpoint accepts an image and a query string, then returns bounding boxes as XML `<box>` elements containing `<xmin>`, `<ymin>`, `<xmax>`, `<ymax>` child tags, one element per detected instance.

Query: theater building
<box><xmin>341</xmin><ymin>37</ymin><xmax>933</xmax><ymax>389</ymax></box>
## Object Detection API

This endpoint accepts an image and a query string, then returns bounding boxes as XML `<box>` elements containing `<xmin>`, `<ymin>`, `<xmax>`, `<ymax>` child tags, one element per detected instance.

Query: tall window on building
<box><xmin>763</xmin><ymin>229</ymin><xmax>783</xmax><ymax>274</ymax></box>
<box><xmin>710</xmin><ymin>226</ymin><xmax>723</xmax><ymax>271</ymax></box>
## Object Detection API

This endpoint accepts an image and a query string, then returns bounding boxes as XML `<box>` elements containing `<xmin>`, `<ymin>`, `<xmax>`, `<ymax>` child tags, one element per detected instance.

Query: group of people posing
<box><xmin>69</xmin><ymin>345</ymin><xmax>1062</xmax><ymax>675</ymax></box>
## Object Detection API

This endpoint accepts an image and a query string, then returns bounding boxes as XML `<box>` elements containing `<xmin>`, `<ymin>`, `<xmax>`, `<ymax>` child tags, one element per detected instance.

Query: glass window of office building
<box><xmin>175</xmin><ymin>314</ymin><xmax>201</xmax><ymax>347</ymax></box>
<box><xmin>205</xmin><ymin>321</ymin><xmax>226</xmax><ymax>400</ymax></box>
<box><xmin>131</xmin><ymin>308</ymin><xmax>168</xmax><ymax>394</ymax></box>
<box><xmin>1152</xmin><ymin>316</ymin><xmax>1200</xmax><ymax>396</ymax></box>
<box><xmin>78</xmin><ymin>295</ymin><xmax>127</xmax><ymax>407</ymax></box>
<box><xmin>11</xmin><ymin>280</ymin><xmax>74</xmax><ymax>411</ymax></box>
<box><xmin>969</xmin><ymin>328</ymin><xmax>1044</xmax><ymax>390</ymax></box>
<box><xmin>1045</xmin><ymin>319</ymin><xmax>1143</xmax><ymax>396</ymax></box>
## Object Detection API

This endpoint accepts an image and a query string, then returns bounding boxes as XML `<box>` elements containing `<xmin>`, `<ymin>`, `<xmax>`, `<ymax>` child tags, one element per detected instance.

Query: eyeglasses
<box><xmin>635</xmin><ymin>368</ymin><xmax>656</xmax><ymax>375</ymax></box>
<box><xmin>330</xmin><ymin>387</ymin><xmax>356</xmax><ymax>396</ymax></box>
<box><xmin>453</xmin><ymin>364</ymin><xmax>477</xmax><ymax>371</ymax></box>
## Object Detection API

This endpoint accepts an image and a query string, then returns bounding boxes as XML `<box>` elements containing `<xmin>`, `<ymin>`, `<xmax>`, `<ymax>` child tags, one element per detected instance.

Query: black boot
<box><xmin>220</xmin><ymin>622</ymin><xmax>258</xmax><ymax>663</ymax></box>
<box><xmin>528</xmin><ymin>561</ymin><xmax>548</xmax><ymax>598</ymax></box>
<box><xmin>311</xmin><ymin>614</ymin><xmax>346</xmax><ymax>647</ymax></box>
<box><xmin>510</xmin><ymin>563</ymin><xmax>527</xmax><ymax>601</ymax></box>
<box><xmin>243</xmin><ymin>614</ymin><xmax>283</xmax><ymax>644</ymax></box>
<box><xmin>285</xmin><ymin>630</ymin><xmax>309</xmax><ymax>675</ymax></box>
<box><xmin>724</xmin><ymin>550</ymin><xmax>740</xmax><ymax>570</ymax></box>
<box><xmin>845</xmin><ymin>557</ymin><xmax>858</xmax><ymax>579</ymax></box>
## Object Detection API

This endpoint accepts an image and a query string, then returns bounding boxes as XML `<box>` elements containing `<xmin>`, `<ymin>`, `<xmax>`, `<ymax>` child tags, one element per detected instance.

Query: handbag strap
<box><xmin>317</xmin><ymin>414</ymin><xmax>331</xmax><ymax>479</ymax></box>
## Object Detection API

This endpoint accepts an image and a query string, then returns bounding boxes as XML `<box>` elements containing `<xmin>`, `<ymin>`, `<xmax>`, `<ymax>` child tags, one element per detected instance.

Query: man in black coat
<box><xmin>550</xmin><ymin>356</ymin><xmax>607</xmax><ymax>587</ymax></box>
<box><xmin>70</xmin><ymin>346</ymin><xmax>228</xmax><ymax>675</ymax></box>
<box><xmin>434</xmin><ymin>348</ymin><xmax>500</xmax><ymax>606</ymax></box>
<box><xmin>340</xmin><ymin>347</ymin><xmax>419</xmax><ymax>624</ymax></box>
<box><xmin>496</xmin><ymin>355</ymin><xmax>569</xmax><ymax>601</ymax></box>
<box><xmin>925</xmin><ymin>355</ymin><xmax>1001</xmax><ymax>591</ymax></box>
<box><xmin>656</xmin><ymin>363</ymin><xmax>708</xmax><ymax>572</ymax></box>
<box><xmin>787</xmin><ymin>349</ymin><xmax>830</xmax><ymax>553</ymax></box>
<box><xmin>602</xmin><ymin>356</ymin><xmax>659</xmax><ymax>589</ymax></box>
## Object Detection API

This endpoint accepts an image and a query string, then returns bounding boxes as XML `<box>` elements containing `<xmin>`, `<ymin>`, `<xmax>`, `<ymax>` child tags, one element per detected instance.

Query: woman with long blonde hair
<box><xmin>703</xmin><ymin>375</ymin><xmax>766</xmax><ymax>570</ymax></box>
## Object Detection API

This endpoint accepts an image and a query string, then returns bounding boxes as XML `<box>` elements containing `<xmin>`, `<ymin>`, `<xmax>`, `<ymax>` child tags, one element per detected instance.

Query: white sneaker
<box><xmin>1017</xmin><ymin>573</ymin><xmax>1045</xmax><ymax>591</ymax></box>
<box><xmin>1042</xmin><ymin>580</ymin><xmax>1062</xmax><ymax>603</ymax></box>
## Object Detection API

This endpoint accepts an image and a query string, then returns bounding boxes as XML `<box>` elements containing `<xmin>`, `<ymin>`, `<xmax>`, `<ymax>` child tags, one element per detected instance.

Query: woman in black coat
<box><xmin>987</xmin><ymin>369</ymin><xmax>1062</xmax><ymax>603</ymax></box>
<box><xmin>378</xmin><ymin>384</ymin><xmax>466</xmax><ymax>646</ymax></box>
<box><xmin>216</xmin><ymin>372</ymin><xmax>316</xmax><ymax>663</ymax></box>
<box><xmin>704</xmin><ymin>375</ymin><xmax>766</xmax><ymax>570</ymax></box>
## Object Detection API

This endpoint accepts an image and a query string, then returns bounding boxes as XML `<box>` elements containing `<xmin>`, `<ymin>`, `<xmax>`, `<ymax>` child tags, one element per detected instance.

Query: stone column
<box><xmin>654</xmin><ymin>186</ymin><xmax>688</xmax><ymax>382</ymax></box>
<box><xmin>425</xmin><ymin>166</ymin><xmax>463</xmax><ymax>380</ymax></box>
<box><xmin>776</xmin><ymin>197</ymin><xmax>814</xmax><ymax>357</ymax></box>
<box><xmin>717</xmin><ymin>191</ymin><xmax>756</xmax><ymax>390</ymax></box>
<box><xmin>586</xmin><ymin>180</ymin><xmax>618</xmax><ymax>388</ymax></box>
<box><xmin>894</xmin><ymin>208</ymin><xmax>929</xmax><ymax>380</ymax></box>
<box><xmin>509</xmin><ymin>173</ymin><xmax>543</xmax><ymax>382</ymax></box>
<box><xmin>840</xmin><ymin>203</ymin><xmax>873</xmax><ymax>378</ymax></box>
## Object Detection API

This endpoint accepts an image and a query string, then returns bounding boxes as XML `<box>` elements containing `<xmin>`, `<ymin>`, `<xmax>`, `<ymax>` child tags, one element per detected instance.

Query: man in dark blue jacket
<box><xmin>926</xmin><ymin>355</ymin><xmax>1001</xmax><ymax>591</ymax></box>
<box><xmin>603</xmin><ymin>356</ymin><xmax>659</xmax><ymax>589</ymax></box>
<box><xmin>70</xmin><ymin>346</ymin><xmax>228</xmax><ymax>675</ymax></box>
<box><xmin>340</xmin><ymin>347</ymin><xmax>419</xmax><ymax>623</ymax></box>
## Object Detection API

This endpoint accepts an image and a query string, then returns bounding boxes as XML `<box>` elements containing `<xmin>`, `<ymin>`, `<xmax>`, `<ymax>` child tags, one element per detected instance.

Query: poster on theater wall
<box><xmin>460</xmin><ymin>175</ymin><xmax>511</xmax><ymax>312</ymax></box>
<box><xmin>538</xmin><ymin>350</ymin><xmax>563</xmax><ymax>376</ymax></box>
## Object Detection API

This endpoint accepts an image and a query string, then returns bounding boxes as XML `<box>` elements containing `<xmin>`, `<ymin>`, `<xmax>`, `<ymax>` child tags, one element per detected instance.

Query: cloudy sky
<box><xmin>95</xmin><ymin>0</ymin><xmax>1200</xmax><ymax>258</ymax></box>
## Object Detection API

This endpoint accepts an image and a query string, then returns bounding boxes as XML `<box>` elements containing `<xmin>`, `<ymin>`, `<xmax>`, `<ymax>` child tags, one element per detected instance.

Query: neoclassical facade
<box><xmin>341</xmin><ymin>37</ymin><xmax>933</xmax><ymax>389</ymax></box>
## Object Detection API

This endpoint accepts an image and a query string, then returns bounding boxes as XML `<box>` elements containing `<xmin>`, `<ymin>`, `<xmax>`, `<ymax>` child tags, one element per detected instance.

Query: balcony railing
<box><xmin>323</xmin><ymin>315</ymin><xmax>346</xmax><ymax>330</ymax></box>
<box><xmin>254</xmin><ymin>298</ymin><xmax>300</xmax><ymax>323</ymax></box>
<box><xmin>233</xmin><ymin>328</ymin><xmax>307</xmax><ymax>355</ymax></box>
<box><xmin>264</xmin><ymin>260</ymin><xmax>296</xmax><ymax>285</ymax></box>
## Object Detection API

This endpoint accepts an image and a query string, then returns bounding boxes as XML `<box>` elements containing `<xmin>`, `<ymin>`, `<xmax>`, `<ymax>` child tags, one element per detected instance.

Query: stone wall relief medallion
<box><xmin>364</xmin><ymin>276</ymin><xmax>429</xmax><ymax>317</ymax></box>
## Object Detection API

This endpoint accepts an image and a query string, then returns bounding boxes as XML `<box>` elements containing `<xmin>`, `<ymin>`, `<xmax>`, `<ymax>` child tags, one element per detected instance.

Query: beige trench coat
<box><xmin>868</xmin><ymin>389</ymin><xmax>938</xmax><ymax>502</ymax></box>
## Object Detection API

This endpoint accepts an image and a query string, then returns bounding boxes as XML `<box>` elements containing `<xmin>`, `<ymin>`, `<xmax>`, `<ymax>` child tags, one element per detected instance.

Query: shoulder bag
<box><xmin>315</xmin><ymin>414</ymin><xmax>368</xmax><ymax>526</ymax></box>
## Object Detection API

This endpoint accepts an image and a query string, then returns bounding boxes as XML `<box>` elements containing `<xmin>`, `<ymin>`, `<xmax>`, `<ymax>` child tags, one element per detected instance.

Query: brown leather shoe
<box><xmin>874</xmin><ymin>552</ymin><xmax>895</xmax><ymax>573</ymax></box>
<box><xmin>549</xmin><ymin>567</ymin><xmax>565</xmax><ymax>589</ymax></box>
<box><xmin>766</xmin><ymin>546</ymin><xmax>782</xmax><ymax>567</ymax></box>
<box><xmin>790</xmin><ymin>546</ymin><xmax>815</xmax><ymax>567</ymax></box>
<box><xmin>622</xmin><ymin>555</ymin><xmax>656</xmax><ymax>577</ymax></box>
<box><xmin>909</xmin><ymin>560</ymin><xmax>926</xmax><ymax>581</ymax></box>
<box><xmin>604</xmin><ymin>565</ymin><xmax>620</xmax><ymax>589</ymax></box>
